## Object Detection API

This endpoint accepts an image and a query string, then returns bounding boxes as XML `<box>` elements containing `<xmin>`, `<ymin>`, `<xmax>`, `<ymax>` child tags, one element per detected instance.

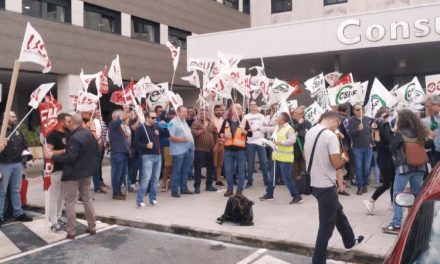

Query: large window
<box><xmin>22</xmin><ymin>0</ymin><xmax>71</xmax><ymax>23</ymax></box>
<box><xmin>324</xmin><ymin>0</ymin><xmax>348</xmax><ymax>5</ymax></box>
<box><xmin>84</xmin><ymin>3</ymin><xmax>120</xmax><ymax>34</ymax></box>
<box><xmin>271</xmin><ymin>0</ymin><xmax>292</xmax><ymax>14</ymax></box>
<box><xmin>223</xmin><ymin>0</ymin><xmax>238</xmax><ymax>10</ymax></box>
<box><xmin>0</xmin><ymin>0</ymin><xmax>5</xmax><ymax>9</ymax></box>
<box><xmin>243</xmin><ymin>0</ymin><xmax>250</xmax><ymax>14</ymax></box>
<box><xmin>131</xmin><ymin>16</ymin><xmax>159</xmax><ymax>43</ymax></box>
<box><xmin>168</xmin><ymin>27</ymin><xmax>190</xmax><ymax>49</ymax></box>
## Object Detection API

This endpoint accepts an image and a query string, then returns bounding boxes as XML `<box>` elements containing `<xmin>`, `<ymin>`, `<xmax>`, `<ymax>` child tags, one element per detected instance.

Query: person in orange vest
<box><xmin>219</xmin><ymin>103</ymin><xmax>252</xmax><ymax>197</ymax></box>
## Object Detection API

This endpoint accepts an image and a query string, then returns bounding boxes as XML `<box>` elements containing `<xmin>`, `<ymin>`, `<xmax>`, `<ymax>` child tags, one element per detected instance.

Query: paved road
<box><xmin>2</xmin><ymin>225</ymin><xmax>320</xmax><ymax>264</ymax></box>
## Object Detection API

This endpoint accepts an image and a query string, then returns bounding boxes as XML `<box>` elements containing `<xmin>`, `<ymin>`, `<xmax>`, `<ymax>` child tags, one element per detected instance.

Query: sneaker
<box><xmin>206</xmin><ymin>186</ymin><xmax>217</xmax><ymax>192</ymax></box>
<box><xmin>171</xmin><ymin>193</ymin><xmax>181</xmax><ymax>198</ymax></box>
<box><xmin>150</xmin><ymin>200</ymin><xmax>158</xmax><ymax>206</ymax></box>
<box><xmin>346</xmin><ymin>235</ymin><xmax>365</xmax><ymax>249</ymax></box>
<box><xmin>382</xmin><ymin>224</ymin><xmax>400</xmax><ymax>234</ymax></box>
<box><xmin>338</xmin><ymin>190</ymin><xmax>350</xmax><ymax>196</ymax></box>
<box><xmin>58</xmin><ymin>217</ymin><xmax>67</xmax><ymax>227</ymax></box>
<box><xmin>112</xmin><ymin>194</ymin><xmax>127</xmax><ymax>200</ymax></box>
<box><xmin>216</xmin><ymin>181</ymin><xmax>225</xmax><ymax>186</ymax></box>
<box><xmin>364</xmin><ymin>200</ymin><xmax>375</xmax><ymax>215</ymax></box>
<box><xmin>181</xmin><ymin>190</ymin><xmax>194</xmax><ymax>195</ymax></box>
<box><xmin>289</xmin><ymin>197</ymin><xmax>303</xmax><ymax>205</ymax></box>
<box><xmin>50</xmin><ymin>223</ymin><xmax>63</xmax><ymax>232</ymax></box>
<box><xmin>236</xmin><ymin>189</ymin><xmax>243</xmax><ymax>196</ymax></box>
<box><xmin>136</xmin><ymin>202</ymin><xmax>146</xmax><ymax>208</ymax></box>
<box><xmin>194</xmin><ymin>188</ymin><xmax>201</xmax><ymax>194</ymax></box>
<box><xmin>362</xmin><ymin>186</ymin><xmax>368</xmax><ymax>193</ymax></box>
<box><xmin>224</xmin><ymin>190</ymin><xmax>233</xmax><ymax>197</ymax></box>
<box><xmin>94</xmin><ymin>187</ymin><xmax>107</xmax><ymax>194</ymax></box>
<box><xmin>259</xmin><ymin>194</ymin><xmax>274</xmax><ymax>201</ymax></box>
<box><xmin>15</xmin><ymin>213</ymin><xmax>33</xmax><ymax>222</ymax></box>
<box><xmin>356</xmin><ymin>189</ymin><xmax>363</xmax><ymax>195</ymax></box>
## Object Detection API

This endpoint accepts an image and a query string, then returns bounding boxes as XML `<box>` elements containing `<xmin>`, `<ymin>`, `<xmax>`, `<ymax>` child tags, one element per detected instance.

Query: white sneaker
<box><xmin>364</xmin><ymin>200</ymin><xmax>375</xmax><ymax>215</ymax></box>
<box><xmin>136</xmin><ymin>202</ymin><xmax>146</xmax><ymax>208</ymax></box>
<box><xmin>150</xmin><ymin>200</ymin><xmax>158</xmax><ymax>206</ymax></box>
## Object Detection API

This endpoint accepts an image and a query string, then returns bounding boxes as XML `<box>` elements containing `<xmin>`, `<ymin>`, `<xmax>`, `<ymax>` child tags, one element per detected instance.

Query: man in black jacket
<box><xmin>45</xmin><ymin>114</ymin><xmax>98</xmax><ymax>239</ymax></box>
<box><xmin>289</xmin><ymin>106</ymin><xmax>312</xmax><ymax>181</ymax></box>
<box><xmin>0</xmin><ymin>111</ymin><xmax>33</xmax><ymax>227</ymax></box>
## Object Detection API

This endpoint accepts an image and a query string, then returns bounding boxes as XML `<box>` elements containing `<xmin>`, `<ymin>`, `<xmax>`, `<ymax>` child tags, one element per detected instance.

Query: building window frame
<box><xmin>168</xmin><ymin>27</ymin><xmax>190</xmax><ymax>49</ymax></box>
<box><xmin>271</xmin><ymin>0</ymin><xmax>292</xmax><ymax>14</ymax></box>
<box><xmin>131</xmin><ymin>16</ymin><xmax>160</xmax><ymax>43</ymax></box>
<box><xmin>223</xmin><ymin>0</ymin><xmax>239</xmax><ymax>10</ymax></box>
<box><xmin>243</xmin><ymin>0</ymin><xmax>250</xmax><ymax>14</ymax></box>
<box><xmin>84</xmin><ymin>3</ymin><xmax>121</xmax><ymax>34</ymax></box>
<box><xmin>324</xmin><ymin>0</ymin><xmax>348</xmax><ymax>6</ymax></box>
<box><xmin>0</xmin><ymin>0</ymin><xmax>5</xmax><ymax>9</ymax></box>
<box><xmin>22</xmin><ymin>0</ymin><xmax>71</xmax><ymax>23</ymax></box>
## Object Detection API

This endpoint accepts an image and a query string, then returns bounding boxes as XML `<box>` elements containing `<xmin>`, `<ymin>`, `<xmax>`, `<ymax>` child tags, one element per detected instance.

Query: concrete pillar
<box><xmin>160</xmin><ymin>24</ymin><xmax>168</xmax><ymax>45</ymax></box>
<box><xmin>71</xmin><ymin>0</ymin><xmax>84</xmax><ymax>27</ymax></box>
<box><xmin>5</xmin><ymin>0</ymin><xmax>22</xmax><ymax>13</ymax></box>
<box><xmin>239</xmin><ymin>0</ymin><xmax>243</xmax><ymax>12</ymax></box>
<box><xmin>57</xmin><ymin>74</ymin><xmax>80</xmax><ymax>112</ymax></box>
<box><xmin>121</xmin><ymin>13</ymin><xmax>131</xmax><ymax>37</ymax></box>
<box><xmin>250</xmin><ymin>0</ymin><xmax>271</xmax><ymax>27</ymax></box>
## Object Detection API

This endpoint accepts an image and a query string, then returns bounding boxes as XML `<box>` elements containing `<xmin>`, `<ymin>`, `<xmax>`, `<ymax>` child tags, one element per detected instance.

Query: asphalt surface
<box><xmin>3</xmin><ymin>226</ymin><xmax>313</xmax><ymax>264</ymax></box>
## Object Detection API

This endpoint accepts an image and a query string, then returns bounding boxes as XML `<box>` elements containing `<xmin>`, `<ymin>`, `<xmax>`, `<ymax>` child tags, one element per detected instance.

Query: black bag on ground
<box><xmin>297</xmin><ymin>128</ymin><xmax>327</xmax><ymax>195</ymax></box>
<box><xmin>216</xmin><ymin>194</ymin><xmax>254</xmax><ymax>226</ymax></box>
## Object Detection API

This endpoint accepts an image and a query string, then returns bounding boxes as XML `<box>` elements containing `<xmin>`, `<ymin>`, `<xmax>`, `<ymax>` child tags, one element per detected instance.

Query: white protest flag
<box><xmin>166</xmin><ymin>41</ymin><xmax>180</xmax><ymax>71</ymax></box>
<box><xmin>395</xmin><ymin>77</ymin><xmax>425</xmax><ymax>106</ymax></box>
<box><xmin>351</xmin><ymin>81</ymin><xmax>368</xmax><ymax>105</ymax></box>
<box><xmin>133</xmin><ymin>77</ymin><xmax>146</xmax><ymax>101</ymax></box>
<box><xmin>327</xmin><ymin>82</ymin><xmax>363</xmax><ymax>106</ymax></box>
<box><xmin>304</xmin><ymin>101</ymin><xmax>325</xmax><ymax>125</ymax></box>
<box><xmin>76</xmin><ymin>90</ymin><xmax>99</xmax><ymax>112</ymax></box>
<box><xmin>181</xmin><ymin>71</ymin><xmax>200</xmax><ymax>88</ymax></box>
<box><xmin>316</xmin><ymin>89</ymin><xmax>330</xmax><ymax>110</ymax></box>
<box><xmin>18</xmin><ymin>22</ymin><xmax>52</xmax><ymax>73</ymax></box>
<box><xmin>324</xmin><ymin>71</ymin><xmax>343</xmax><ymax>86</ymax></box>
<box><xmin>108</xmin><ymin>54</ymin><xmax>123</xmax><ymax>87</ymax></box>
<box><xmin>80</xmin><ymin>69</ymin><xmax>102</xmax><ymax>91</ymax></box>
<box><xmin>249</xmin><ymin>58</ymin><xmax>266</xmax><ymax>78</ymax></box>
<box><xmin>217</xmin><ymin>51</ymin><xmax>242</xmax><ymax>71</ymax></box>
<box><xmin>143</xmin><ymin>76</ymin><xmax>160</xmax><ymax>94</ymax></box>
<box><xmin>166</xmin><ymin>90</ymin><xmax>184</xmax><ymax>110</ymax></box>
<box><xmin>304</xmin><ymin>73</ymin><xmax>325</xmax><ymax>97</ymax></box>
<box><xmin>250</xmin><ymin>84</ymin><xmax>262</xmax><ymax>100</ymax></box>
<box><xmin>207</xmin><ymin>73</ymin><xmax>231</xmax><ymax>99</ymax></box>
<box><xmin>256</xmin><ymin>76</ymin><xmax>270</xmax><ymax>100</ymax></box>
<box><xmin>187</xmin><ymin>58</ymin><xmax>215</xmax><ymax>76</ymax></box>
<box><xmin>28</xmin><ymin>83</ymin><xmax>55</xmax><ymax>109</ymax></box>
<box><xmin>287</xmin><ymin>100</ymin><xmax>298</xmax><ymax>109</ymax></box>
<box><xmin>425</xmin><ymin>74</ymin><xmax>440</xmax><ymax>96</ymax></box>
<box><xmin>367</xmin><ymin>78</ymin><xmax>398</xmax><ymax>117</ymax></box>
<box><xmin>267</xmin><ymin>78</ymin><xmax>295</xmax><ymax>106</ymax></box>
<box><xmin>147</xmin><ymin>86</ymin><xmax>168</xmax><ymax>110</ymax></box>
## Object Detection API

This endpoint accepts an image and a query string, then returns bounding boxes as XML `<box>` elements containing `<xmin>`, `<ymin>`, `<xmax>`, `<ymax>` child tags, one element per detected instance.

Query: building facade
<box><xmin>0</xmin><ymin>0</ymin><xmax>249</xmax><ymax>123</ymax></box>
<box><xmin>188</xmin><ymin>0</ymin><xmax>440</xmax><ymax>104</ymax></box>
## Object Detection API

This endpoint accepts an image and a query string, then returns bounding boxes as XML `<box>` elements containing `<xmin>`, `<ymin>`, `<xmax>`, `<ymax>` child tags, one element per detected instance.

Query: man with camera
<box><xmin>364</xmin><ymin>107</ymin><xmax>395</xmax><ymax>215</ymax></box>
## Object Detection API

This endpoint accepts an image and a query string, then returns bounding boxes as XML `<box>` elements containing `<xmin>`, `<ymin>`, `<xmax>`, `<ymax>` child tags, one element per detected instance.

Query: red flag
<box><xmin>100</xmin><ymin>66</ymin><xmax>109</xmax><ymax>94</ymax></box>
<box><xmin>110</xmin><ymin>80</ymin><xmax>134</xmax><ymax>105</ymax></box>
<box><xmin>289</xmin><ymin>80</ymin><xmax>302</xmax><ymax>96</ymax></box>
<box><xmin>39</xmin><ymin>95</ymin><xmax>62</xmax><ymax>137</ymax></box>
<box><xmin>43</xmin><ymin>159</ymin><xmax>53</xmax><ymax>190</ymax></box>
<box><xmin>329</xmin><ymin>73</ymin><xmax>353</xmax><ymax>88</ymax></box>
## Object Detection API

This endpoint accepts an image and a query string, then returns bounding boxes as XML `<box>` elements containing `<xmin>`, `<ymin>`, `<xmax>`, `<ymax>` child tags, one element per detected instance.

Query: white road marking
<box><xmin>0</xmin><ymin>225</ymin><xmax>118</xmax><ymax>263</ymax></box>
<box><xmin>236</xmin><ymin>248</ymin><xmax>268</xmax><ymax>264</ymax></box>
<box><xmin>253</xmin><ymin>255</ymin><xmax>291</xmax><ymax>264</ymax></box>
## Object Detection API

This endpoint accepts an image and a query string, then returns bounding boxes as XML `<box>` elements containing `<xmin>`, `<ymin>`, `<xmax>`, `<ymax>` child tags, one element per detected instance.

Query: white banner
<box><xmin>365</xmin><ymin>78</ymin><xmax>397</xmax><ymax>118</ymax></box>
<box><xmin>304</xmin><ymin>73</ymin><xmax>325</xmax><ymax>97</ymax></box>
<box><xmin>80</xmin><ymin>70</ymin><xmax>101</xmax><ymax>91</ymax></box>
<box><xmin>395</xmin><ymin>77</ymin><xmax>425</xmax><ymax>106</ymax></box>
<box><xmin>324</xmin><ymin>71</ymin><xmax>342</xmax><ymax>86</ymax></box>
<box><xmin>181</xmin><ymin>71</ymin><xmax>201</xmax><ymax>88</ymax></box>
<box><xmin>166</xmin><ymin>90</ymin><xmax>184</xmax><ymax>110</ymax></box>
<box><xmin>18</xmin><ymin>22</ymin><xmax>52</xmax><ymax>73</ymax></box>
<box><xmin>76</xmin><ymin>90</ymin><xmax>99</xmax><ymax>112</ymax></box>
<box><xmin>187</xmin><ymin>58</ymin><xmax>215</xmax><ymax>76</ymax></box>
<box><xmin>425</xmin><ymin>74</ymin><xmax>440</xmax><ymax>96</ymax></box>
<box><xmin>166</xmin><ymin>41</ymin><xmax>180</xmax><ymax>71</ymax></box>
<box><xmin>304</xmin><ymin>101</ymin><xmax>325</xmax><ymax>125</ymax></box>
<box><xmin>327</xmin><ymin>82</ymin><xmax>363</xmax><ymax>106</ymax></box>
<box><xmin>108</xmin><ymin>54</ymin><xmax>123</xmax><ymax>87</ymax></box>
<box><xmin>28</xmin><ymin>83</ymin><xmax>55</xmax><ymax>109</ymax></box>
<box><xmin>268</xmin><ymin>78</ymin><xmax>295</xmax><ymax>106</ymax></box>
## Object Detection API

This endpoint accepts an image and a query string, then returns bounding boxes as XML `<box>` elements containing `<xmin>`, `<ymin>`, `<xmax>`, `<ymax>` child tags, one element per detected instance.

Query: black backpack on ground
<box><xmin>216</xmin><ymin>194</ymin><xmax>254</xmax><ymax>226</ymax></box>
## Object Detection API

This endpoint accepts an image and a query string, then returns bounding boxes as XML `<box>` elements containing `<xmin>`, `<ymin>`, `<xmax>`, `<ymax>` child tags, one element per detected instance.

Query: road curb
<box><xmin>26</xmin><ymin>204</ymin><xmax>384</xmax><ymax>263</ymax></box>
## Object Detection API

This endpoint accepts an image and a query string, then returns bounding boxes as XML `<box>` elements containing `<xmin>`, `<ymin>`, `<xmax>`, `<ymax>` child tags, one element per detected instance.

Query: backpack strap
<box><xmin>306</xmin><ymin>128</ymin><xmax>327</xmax><ymax>174</ymax></box>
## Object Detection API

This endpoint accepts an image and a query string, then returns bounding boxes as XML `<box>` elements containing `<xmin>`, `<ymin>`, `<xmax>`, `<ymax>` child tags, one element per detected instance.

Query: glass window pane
<box><xmin>101</xmin><ymin>15</ymin><xmax>114</xmax><ymax>32</ymax></box>
<box><xmin>42</xmin><ymin>2</ymin><xmax>65</xmax><ymax>22</ymax></box>
<box><xmin>23</xmin><ymin>0</ymin><xmax>41</xmax><ymax>17</ymax></box>
<box><xmin>84</xmin><ymin>10</ymin><xmax>102</xmax><ymax>31</ymax></box>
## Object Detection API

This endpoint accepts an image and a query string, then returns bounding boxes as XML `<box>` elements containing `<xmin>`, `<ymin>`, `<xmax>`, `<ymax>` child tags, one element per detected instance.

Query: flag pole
<box><xmin>170</xmin><ymin>70</ymin><xmax>176</xmax><ymax>92</ymax></box>
<box><xmin>1</xmin><ymin>60</ymin><xmax>21</xmax><ymax>139</ymax></box>
<box><xmin>7</xmin><ymin>108</ymin><xmax>34</xmax><ymax>139</ymax></box>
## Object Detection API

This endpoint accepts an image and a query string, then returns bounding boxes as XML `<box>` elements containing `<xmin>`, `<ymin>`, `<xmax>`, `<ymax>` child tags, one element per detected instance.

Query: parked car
<box><xmin>384</xmin><ymin>164</ymin><xmax>440</xmax><ymax>263</ymax></box>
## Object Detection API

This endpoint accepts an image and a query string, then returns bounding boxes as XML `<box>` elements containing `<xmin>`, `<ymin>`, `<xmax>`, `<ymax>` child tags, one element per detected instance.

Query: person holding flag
<box><xmin>0</xmin><ymin>111</ymin><xmax>33</xmax><ymax>227</ymax></box>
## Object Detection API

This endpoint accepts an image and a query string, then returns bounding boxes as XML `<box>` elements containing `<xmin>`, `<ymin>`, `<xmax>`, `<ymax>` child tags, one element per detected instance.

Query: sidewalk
<box><xmin>26</xmin><ymin>165</ymin><xmax>396</xmax><ymax>263</ymax></box>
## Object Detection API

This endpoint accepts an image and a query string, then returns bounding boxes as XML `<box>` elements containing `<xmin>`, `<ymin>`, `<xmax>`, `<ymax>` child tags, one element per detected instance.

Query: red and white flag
<box><xmin>28</xmin><ymin>83</ymin><xmax>55</xmax><ymax>109</ymax></box>
<box><xmin>329</xmin><ymin>73</ymin><xmax>353</xmax><ymax>88</ymax></box>
<box><xmin>39</xmin><ymin>95</ymin><xmax>62</xmax><ymax>137</ymax></box>
<box><xmin>166</xmin><ymin>41</ymin><xmax>180</xmax><ymax>71</ymax></box>
<box><xmin>324</xmin><ymin>71</ymin><xmax>343</xmax><ymax>86</ymax></box>
<box><xmin>425</xmin><ymin>74</ymin><xmax>440</xmax><ymax>96</ymax></box>
<box><xmin>108</xmin><ymin>54</ymin><xmax>123</xmax><ymax>87</ymax></box>
<box><xmin>18</xmin><ymin>22</ymin><xmax>52</xmax><ymax>73</ymax></box>
<box><xmin>99</xmin><ymin>66</ymin><xmax>109</xmax><ymax>94</ymax></box>
<box><xmin>80</xmin><ymin>69</ymin><xmax>101</xmax><ymax>91</ymax></box>
<box><xmin>166</xmin><ymin>90</ymin><xmax>183</xmax><ymax>110</ymax></box>
<box><xmin>181</xmin><ymin>71</ymin><xmax>200</xmax><ymax>88</ymax></box>
<box><xmin>110</xmin><ymin>80</ymin><xmax>134</xmax><ymax>105</ymax></box>
<box><xmin>77</xmin><ymin>90</ymin><xmax>99</xmax><ymax>112</ymax></box>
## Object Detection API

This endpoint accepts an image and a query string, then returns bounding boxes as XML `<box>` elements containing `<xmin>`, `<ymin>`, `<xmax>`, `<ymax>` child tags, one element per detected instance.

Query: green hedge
<box><xmin>20</xmin><ymin>126</ymin><xmax>41</xmax><ymax>147</ymax></box>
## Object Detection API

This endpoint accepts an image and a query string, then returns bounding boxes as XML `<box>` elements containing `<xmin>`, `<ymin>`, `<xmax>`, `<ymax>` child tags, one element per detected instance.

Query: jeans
<box><xmin>171</xmin><ymin>150</ymin><xmax>194</xmax><ymax>194</ymax></box>
<box><xmin>266</xmin><ymin>161</ymin><xmax>300</xmax><ymax>199</ymax></box>
<box><xmin>391</xmin><ymin>168</ymin><xmax>424</xmax><ymax>227</ymax></box>
<box><xmin>193</xmin><ymin>150</ymin><xmax>215</xmax><ymax>190</ymax></box>
<box><xmin>312</xmin><ymin>186</ymin><xmax>355</xmax><ymax>264</ymax></box>
<box><xmin>129</xmin><ymin>152</ymin><xmax>141</xmax><ymax>185</ymax></box>
<box><xmin>224</xmin><ymin>149</ymin><xmax>246</xmax><ymax>191</ymax></box>
<box><xmin>110</xmin><ymin>152</ymin><xmax>128</xmax><ymax>196</ymax></box>
<box><xmin>372</xmin><ymin>151</ymin><xmax>380</xmax><ymax>185</ymax></box>
<box><xmin>0</xmin><ymin>162</ymin><xmax>24</xmax><ymax>220</ymax></box>
<box><xmin>136</xmin><ymin>155</ymin><xmax>161</xmax><ymax>204</ymax></box>
<box><xmin>93</xmin><ymin>146</ymin><xmax>103</xmax><ymax>191</ymax></box>
<box><xmin>353</xmin><ymin>148</ymin><xmax>373</xmax><ymax>188</ymax></box>
<box><xmin>246</xmin><ymin>144</ymin><xmax>269</xmax><ymax>186</ymax></box>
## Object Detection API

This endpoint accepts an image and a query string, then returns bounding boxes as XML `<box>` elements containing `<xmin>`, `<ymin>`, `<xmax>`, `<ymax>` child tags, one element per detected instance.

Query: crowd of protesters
<box><xmin>0</xmin><ymin>94</ymin><xmax>438</xmax><ymax>251</ymax></box>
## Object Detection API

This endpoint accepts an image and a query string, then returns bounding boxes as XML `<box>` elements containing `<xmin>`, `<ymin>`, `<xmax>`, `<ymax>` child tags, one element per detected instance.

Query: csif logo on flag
<box><xmin>404</xmin><ymin>83</ymin><xmax>423</xmax><ymax>102</ymax></box>
<box><xmin>272</xmin><ymin>83</ymin><xmax>289</xmax><ymax>93</ymax></box>
<box><xmin>304</xmin><ymin>107</ymin><xmax>316</xmax><ymax>120</ymax></box>
<box><xmin>335</xmin><ymin>85</ymin><xmax>357</xmax><ymax>105</ymax></box>
<box><xmin>371</xmin><ymin>94</ymin><xmax>386</xmax><ymax>108</ymax></box>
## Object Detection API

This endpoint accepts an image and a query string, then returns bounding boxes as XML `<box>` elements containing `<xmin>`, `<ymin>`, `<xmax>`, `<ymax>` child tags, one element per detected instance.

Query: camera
<box><xmin>369</xmin><ymin>114</ymin><xmax>389</xmax><ymax>128</ymax></box>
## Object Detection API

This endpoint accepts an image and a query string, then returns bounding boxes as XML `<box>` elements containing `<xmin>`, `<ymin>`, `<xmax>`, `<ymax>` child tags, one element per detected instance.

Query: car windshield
<box><xmin>402</xmin><ymin>200</ymin><xmax>440</xmax><ymax>264</ymax></box>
